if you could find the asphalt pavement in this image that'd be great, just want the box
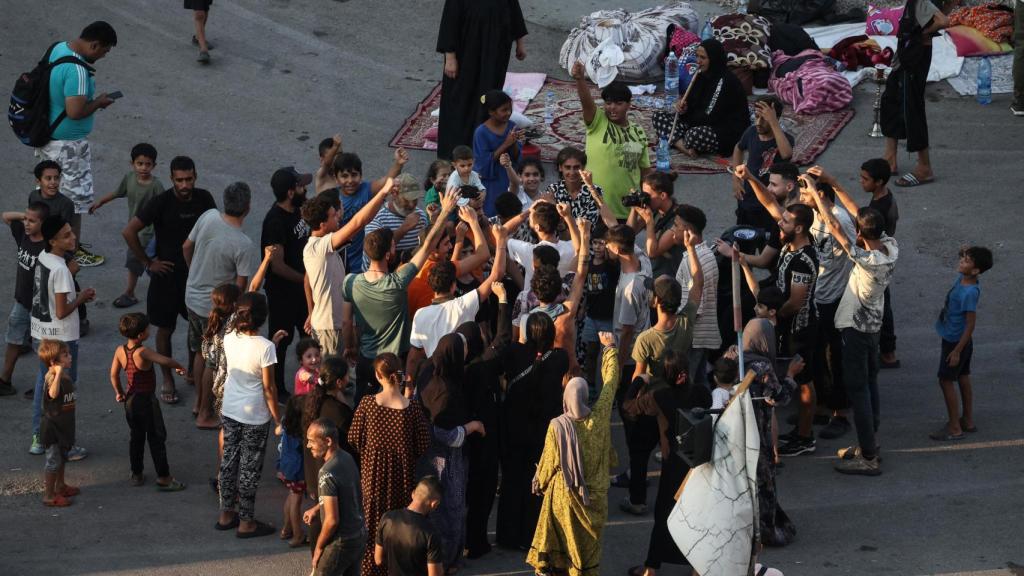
[0,1,1022,575]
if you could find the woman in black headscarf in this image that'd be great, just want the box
[415,333,485,573]
[457,283,512,558]
[652,38,751,157]
[495,311,569,550]
[742,318,801,547]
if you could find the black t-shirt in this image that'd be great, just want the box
[584,259,619,321]
[737,126,796,212]
[260,203,310,294]
[868,192,899,237]
[375,508,443,576]
[10,220,46,309]
[28,189,74,224]
[135,188,217,266]
[651,207,685,280]
[318,451,365,541]
[775,243,819,333]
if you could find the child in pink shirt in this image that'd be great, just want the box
[293,338,321,396]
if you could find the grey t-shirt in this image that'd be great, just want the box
[317,450,366,542]
[184,209,258,317]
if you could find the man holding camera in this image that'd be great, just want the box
[626,173,684,281]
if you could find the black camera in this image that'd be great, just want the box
[621,190,650,208]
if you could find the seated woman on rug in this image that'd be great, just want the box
[652,38,750,158]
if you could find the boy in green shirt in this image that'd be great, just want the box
[572,61,652,219]
[90,143,164,308]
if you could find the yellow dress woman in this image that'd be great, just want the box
[527,338,620,576]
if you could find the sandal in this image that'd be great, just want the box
[928,427,964,442]
[130,473,146,486]
[161,390,180,405]
[279,528,292,541]
[59,485,81,497]
[236,520,276,539]
[215,516,240,531]
[894,173,934,187]
[156,479,187,492]
[959,417,978,433]
[112,294,139,308]
[43,495,73,507]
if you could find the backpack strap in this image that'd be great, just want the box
[42,48,96,137]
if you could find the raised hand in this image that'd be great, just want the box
[499,152,512,168]
[394,147,409,166]
[598,331,616,348]
[492,281,507,301]
[571,60,586,80]
[440,186,460,214]
[458,205,477,223]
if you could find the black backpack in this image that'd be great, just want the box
[8,42,94,147]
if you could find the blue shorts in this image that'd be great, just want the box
[6,302,31,346]
[582,316,613,343]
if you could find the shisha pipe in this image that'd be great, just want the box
[869,64,887,138]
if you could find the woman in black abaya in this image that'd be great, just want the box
[436,0,528,159]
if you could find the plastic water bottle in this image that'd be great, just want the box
[656,137,671,173]
[976,57,992,105]
[678,59,693,93]
[701,19,714,41]
[664,52,679,111]
[544,90,555,126]
[737,0,748,14]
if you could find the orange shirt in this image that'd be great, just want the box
[406,259,438,320]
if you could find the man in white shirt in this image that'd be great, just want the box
[183,182,259,427]
[302,178,393,355]
[407,207,506,370]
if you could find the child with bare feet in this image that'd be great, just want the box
[109,313,187,490]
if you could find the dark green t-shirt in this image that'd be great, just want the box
[631,301,699,388]
[342,263,419,358]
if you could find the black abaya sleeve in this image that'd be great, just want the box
[507,0,528,40]
[437,0,464,54]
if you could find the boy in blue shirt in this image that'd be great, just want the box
[930,246,993,441]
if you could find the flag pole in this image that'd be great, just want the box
[732,249,744,374]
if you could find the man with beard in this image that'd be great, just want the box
[361,173,428,270]
[732,97,794,231]
[262,167,313,401]
[123,156,217,405]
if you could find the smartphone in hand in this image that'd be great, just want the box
[108,91,124,100]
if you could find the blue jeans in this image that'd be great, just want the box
[32,339,79,436]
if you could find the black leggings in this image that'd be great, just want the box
[125,392,169,477]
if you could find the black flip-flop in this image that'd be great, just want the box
[236,520,276,539]
[214,516,239,531]
[928,427,965,442]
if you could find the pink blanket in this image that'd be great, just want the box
[769,49,852,115]
[503,72,547,113]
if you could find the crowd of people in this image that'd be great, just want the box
[3,5,1001,576]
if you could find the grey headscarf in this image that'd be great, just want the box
[742,318,777,367]
[535,376,591,505]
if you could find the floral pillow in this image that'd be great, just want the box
[712,14,772,70]
[866,4,904,36]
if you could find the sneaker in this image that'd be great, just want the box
[198,50,211,64]
[191,36,215,49]
[778,427,801,443]
[74,245,104,267]
[619,497,648,515]
[1011,103,1024,117]
[29,434,44,455]
[23,386,34,399]
[837,445,882,463]
[610,471,630,488]
[0,378,15,396]
[653,450,663,463]
[818,416,851,440]
[778,435,816,457]
[66,445,88,461]
[834,453,881,476]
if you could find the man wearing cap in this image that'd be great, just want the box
[262,167,312,401]
[361,173,429,271]
[184,182,259,428]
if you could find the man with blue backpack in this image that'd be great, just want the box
[11,21,118,268]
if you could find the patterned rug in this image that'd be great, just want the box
[390,79,855,174]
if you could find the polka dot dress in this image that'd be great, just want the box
[347,396,432,576]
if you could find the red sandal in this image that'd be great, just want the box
[43,495,73,507]
[59,485,81,497]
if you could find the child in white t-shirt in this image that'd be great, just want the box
[711,356,739,416]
